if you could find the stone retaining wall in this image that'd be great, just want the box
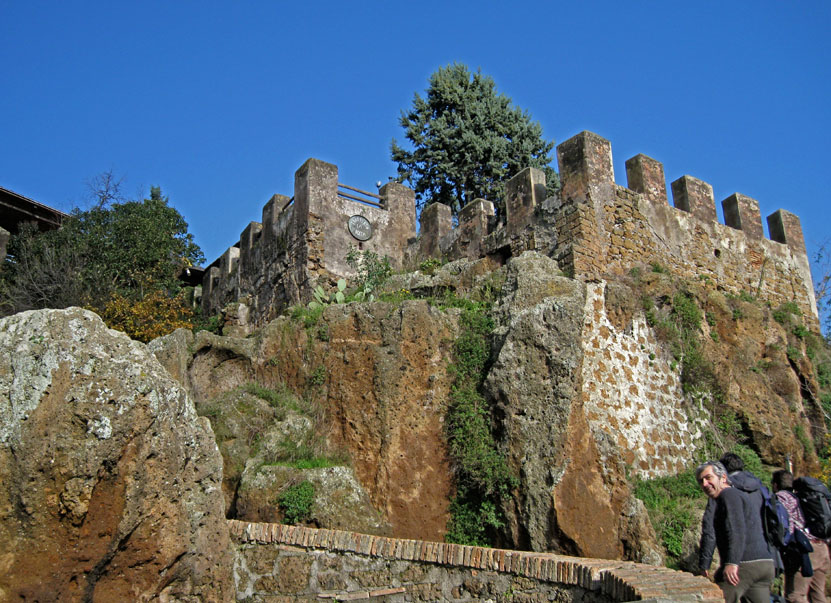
[230,520,723,602]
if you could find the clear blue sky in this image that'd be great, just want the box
[3,2,830,283]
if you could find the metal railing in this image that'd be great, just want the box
[337,183,385,209]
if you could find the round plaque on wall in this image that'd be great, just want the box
[347,215,372,241]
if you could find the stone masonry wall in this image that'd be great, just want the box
[414,131,817,332]
[230,520,723,602]
[202,159,416,326]
[201,130,816,337]
[581,282,702,479]
[550,132,818,331]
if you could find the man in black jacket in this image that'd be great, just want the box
[699,452,772,575]
[697,460,775,603]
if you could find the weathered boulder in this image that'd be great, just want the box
[0,308,233,602]
[177,297,460,542]
[237,463,389,534]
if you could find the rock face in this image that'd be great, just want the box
[152,296,460,542]
[147,251,822,567]
[237,464,389,534]
[485,252,662,562]
[0,308,232,602]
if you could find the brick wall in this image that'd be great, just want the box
[230,520,722,602]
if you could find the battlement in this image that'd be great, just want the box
[203,131,818,332]
[414,130,817,330]
[567,131,815,325]
[558,131,806,253]
[201,158,415,324]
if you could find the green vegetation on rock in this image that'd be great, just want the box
[443,297,515,546]
[278,480,315,524]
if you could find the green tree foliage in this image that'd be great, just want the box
[391,63,559,217]
[1,180,204,334]
[814,241,831,336]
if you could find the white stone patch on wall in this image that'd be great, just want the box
[87,415,112,439]
[580,282,700,479]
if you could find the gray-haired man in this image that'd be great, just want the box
[696,460,775,603]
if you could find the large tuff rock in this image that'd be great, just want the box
[152,297,460,542]
[146,251,820,564]
[487,252,662,562]
[0,308,232,602]
[312,300,459,540]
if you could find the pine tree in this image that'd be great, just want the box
[391,63,558,217]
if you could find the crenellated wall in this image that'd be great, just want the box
[201,159,416,325]
[202,130,817,334]
[414,130,817,331]
[550,131,818,331]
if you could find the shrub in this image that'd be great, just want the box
[773,301,802,324]
[346,247,392,292]
[445,487,503,546]
[633,470,705,566]
[443,299,514,545]
[794,424,815,456]
[419,258,443,275]
[308,366,326,387]
[193,312,223,335]
[278,481,315,524]
[96,289,194,343]
[671,292,702,332]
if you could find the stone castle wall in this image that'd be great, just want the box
[549,131,817,331]
[417,130,817,330]
[201,159,415,324]
[202,131,817,333]
[230,520,722,602]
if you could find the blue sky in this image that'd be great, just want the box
[2,2,830,285]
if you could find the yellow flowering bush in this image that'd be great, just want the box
[96,290,194,343]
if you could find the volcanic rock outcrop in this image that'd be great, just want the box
[0,308,232,602]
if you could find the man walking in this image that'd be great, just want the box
[699,452,771,576]
[697,460,775,603]
[772,469,829,602]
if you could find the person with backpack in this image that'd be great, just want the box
[696,460,776,603]
[772,470,830,603]
[699,452,776,576]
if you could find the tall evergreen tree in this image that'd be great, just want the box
[391,63,559,217]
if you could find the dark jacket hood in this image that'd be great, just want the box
[729,470,765,494]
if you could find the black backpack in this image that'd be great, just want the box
[793,476,831,539]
